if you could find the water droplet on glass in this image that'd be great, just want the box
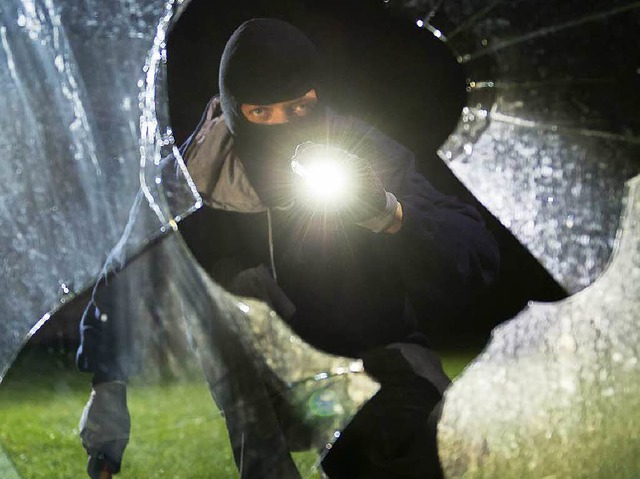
[54,55,65,72]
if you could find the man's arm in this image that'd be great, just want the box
[76,251,158,477]
[76,289,133,479]
[380,145,500,327]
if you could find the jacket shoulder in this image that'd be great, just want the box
[183,96,234,196]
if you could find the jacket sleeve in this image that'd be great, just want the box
[76,239,172,384]
[76,97,224,383]
[371,136,500,329]
[76,279,137,384]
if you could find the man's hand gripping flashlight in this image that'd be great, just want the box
[291,142,355,207]
[290,142,402,233]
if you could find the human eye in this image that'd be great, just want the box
[250,107,272,120]
[291,101,315,117]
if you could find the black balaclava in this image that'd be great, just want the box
[219,18,326,206]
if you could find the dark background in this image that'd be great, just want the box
[33,0,566,354]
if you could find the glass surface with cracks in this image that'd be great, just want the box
[388,1,640,475]
[438,175,640,478]
[389,0,640,292]
[0,0,200,379]
[0,1,379,477]
[2,0,640,476]
[0,231,379,477]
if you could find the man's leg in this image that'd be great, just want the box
[189,309,301,479]
[321,344,450,479]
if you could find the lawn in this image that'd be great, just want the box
[0,346,478,478]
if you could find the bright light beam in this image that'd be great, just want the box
[292,155,352,206]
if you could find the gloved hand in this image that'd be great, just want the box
[79,381,130,478]
[291,142,399,232]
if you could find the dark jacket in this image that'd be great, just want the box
[77,97,499,378]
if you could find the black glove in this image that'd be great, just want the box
[291,142,398,232]
[79,381,130,478]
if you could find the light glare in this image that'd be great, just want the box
[306,159,349,201]
[292,156,351,205]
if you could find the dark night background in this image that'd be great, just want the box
[32,0,567,354]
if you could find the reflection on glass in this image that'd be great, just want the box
[439,175,640,478]
[0,2,380,477]
[2,0,639,477]
[395,0,640,292]
[0,0,198,380]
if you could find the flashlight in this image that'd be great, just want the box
[291,143,354,207]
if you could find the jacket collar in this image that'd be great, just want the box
[184,97,268,213]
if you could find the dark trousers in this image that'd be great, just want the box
[322,345,449,479]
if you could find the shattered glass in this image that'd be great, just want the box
[438,175,640,478]
[3,0,640,477]
[390,0,640,292]
[86,233,379,477]
[0,0,200,378]
[0,0,379,477]
[0,228,379,477]
[383,1,640,475]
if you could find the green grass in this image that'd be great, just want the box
[0,347,478,478]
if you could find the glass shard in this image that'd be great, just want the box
[439,175,640,477]
[0,0,199,380]
[390,0,640,292]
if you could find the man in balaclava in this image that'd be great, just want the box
[218,17,326,207]
[186,18,496,479]
[76,17,500,479]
